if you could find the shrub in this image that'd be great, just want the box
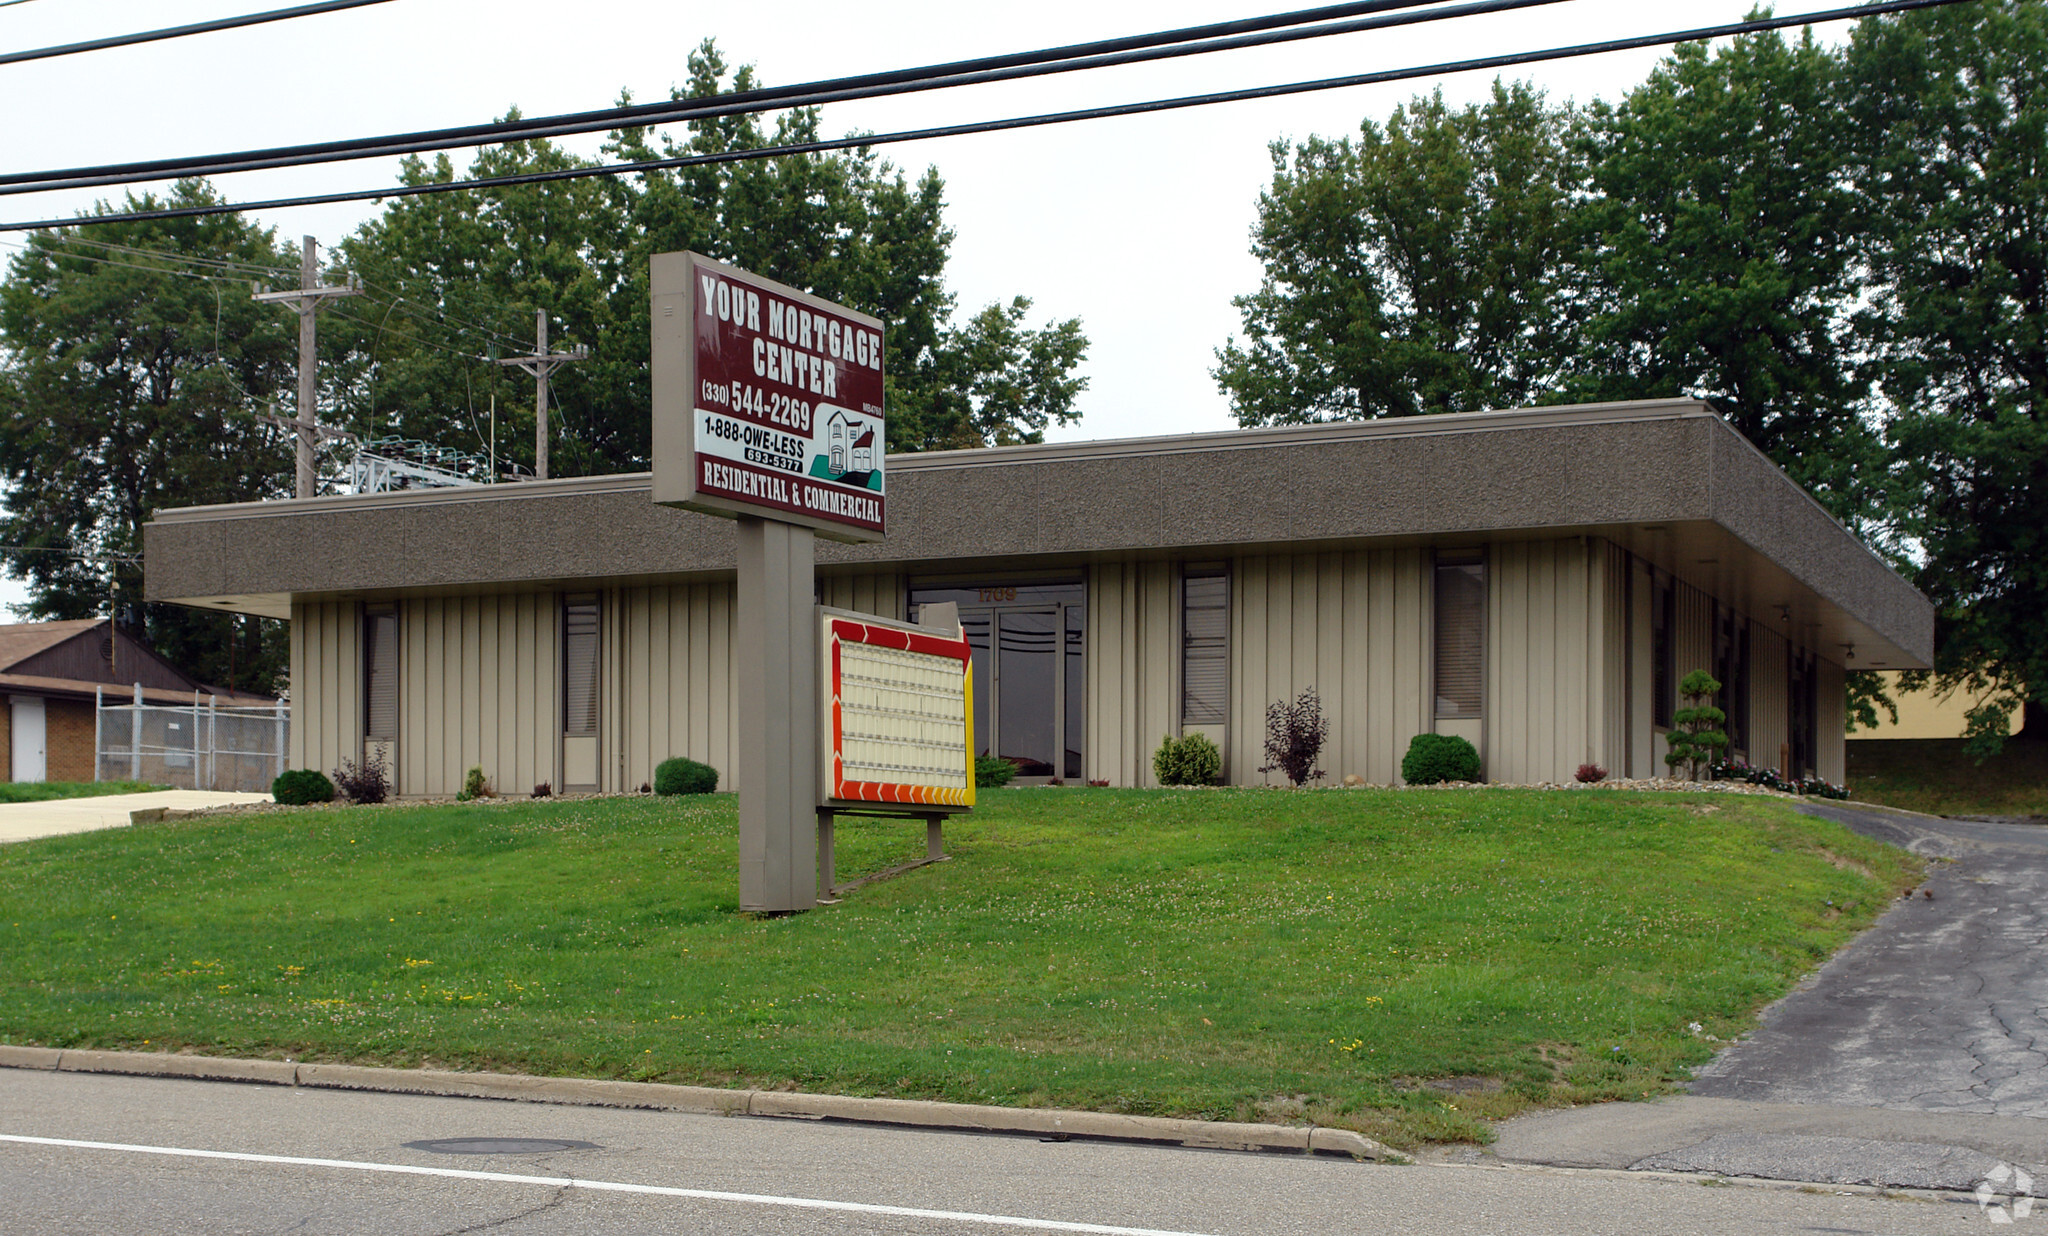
[1798,775,1851,800]
[1258,687,1328,786]
[1402,733,1482,785]
[457,766,489,801]
[1664,670,1729,780]
[270,768,335,806]
[1575,763,1608,784]
[1712,756,1793,793]
[331,750,390,804]
[974,754,1017,788]
[654,757,720,796]
[1152,733,1223,786]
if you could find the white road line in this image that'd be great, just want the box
[0,1132,1216,1236]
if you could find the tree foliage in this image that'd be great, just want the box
[1216,82,1581,423]
[1840,0,2048,752]
[1570,27,1878,523]
[332,42,1088,473]
[0,44,1086,691]
[0,182,293,692]
[1219,9,2048,749]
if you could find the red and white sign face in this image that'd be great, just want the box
[656,253,887,538]
[822,613,974,808]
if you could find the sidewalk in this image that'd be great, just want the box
[0,790,271,844]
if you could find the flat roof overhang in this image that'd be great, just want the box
[145,400,1934,671]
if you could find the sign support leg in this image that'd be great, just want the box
[926,815,944,862]
[735,515,817,912]
[817,810,836,900]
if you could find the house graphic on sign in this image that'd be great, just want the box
[825,408,874,478]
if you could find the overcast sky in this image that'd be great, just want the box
[0,0,1860,617]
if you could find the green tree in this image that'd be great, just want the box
[606,42,1088,454]
[333,122,641,476]
[334,43,1089,470]
[1215,81,1583,424]
[1664,670,1728,780]
[1840,0,2048,751]
[1570,24,1877,525]
[0,182,293,692]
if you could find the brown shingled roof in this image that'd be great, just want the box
[0,618,102,672]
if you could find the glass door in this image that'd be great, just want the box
[910,580,1085,784]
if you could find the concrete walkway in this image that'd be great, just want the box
[0,790,271,844]
[1485,801,2048,1194]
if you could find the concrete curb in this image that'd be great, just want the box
[0,1046,1388,1159]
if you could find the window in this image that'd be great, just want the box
[1434,554,1485,719]
[1181,565,1228,726]
[364,605,398,742]
[563,596,600,737]
[1651,575,1675,728]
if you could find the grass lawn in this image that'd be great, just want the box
[1847,738,2048,819]
[0,780,167,804]
[0,787,1917,1147]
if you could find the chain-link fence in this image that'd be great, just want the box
[96,689,288,793]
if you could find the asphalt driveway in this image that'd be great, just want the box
[1491,801,2048,1192]
[1690,803,2048,1117]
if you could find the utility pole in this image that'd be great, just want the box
[496,309,587,481]
[254,237,359,498]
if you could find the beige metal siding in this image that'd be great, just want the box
[1748,623,1790,772]
[819,573,904,622]
[616,581,737,794]
[1488,539,1612,784]
[1816,656,1847,784]
[394,593,558,798]
[1224,549,1430,786]
[1087,560,1175,787]
[1625,557,1656,778]
[288,600,361,776]
[1601,541,1631,776]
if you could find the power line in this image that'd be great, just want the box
[0,0,1981,235]
[0,0,397,68]
[0,0,1555,195]
[7,233,529,355]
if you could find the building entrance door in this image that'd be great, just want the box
[10,696,45,783]
[910,580,1084,783]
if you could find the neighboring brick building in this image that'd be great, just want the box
[0,618,272,783]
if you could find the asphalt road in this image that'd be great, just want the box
[0,1069,2009,1235]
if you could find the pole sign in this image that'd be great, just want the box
[820,608,974,809]
[651,252,886,542]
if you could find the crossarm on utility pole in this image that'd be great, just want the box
[251,236,358,497]
[495,308,587,481]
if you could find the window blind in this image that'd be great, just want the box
[364,608,398,741]
[1434,559,1485,719]
[563,597,599,736]
[1181,570,1228,725]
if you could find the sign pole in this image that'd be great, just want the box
[652,250,891,916]
[734,516,818,912]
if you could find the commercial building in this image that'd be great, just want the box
[0,618,271,783]
[143,399,1931,795]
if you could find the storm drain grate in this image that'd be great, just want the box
[405,1138,600,1155]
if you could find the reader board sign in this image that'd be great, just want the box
[650,251,886,542]
[820,608,974,809]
